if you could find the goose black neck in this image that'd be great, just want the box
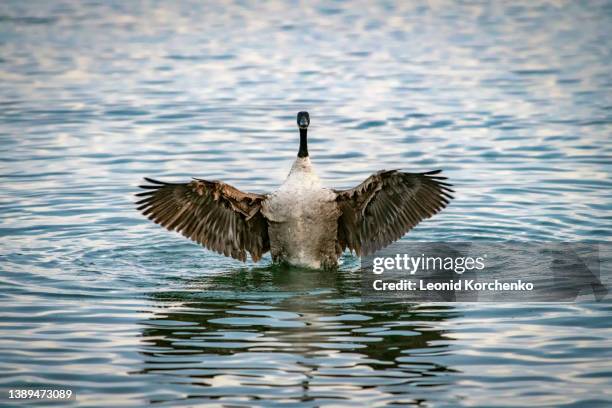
[298,128,308,158]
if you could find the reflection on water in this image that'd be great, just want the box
[1,0,611,406]
[140,267,457,406]
[136,267,612,407]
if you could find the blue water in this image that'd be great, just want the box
[1,1,611,407]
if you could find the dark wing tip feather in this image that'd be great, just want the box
[143,177,166,185]
[135,191,157,198]
[136,177,167,197]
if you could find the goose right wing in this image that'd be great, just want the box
[334,170,454,256]
[136,178,270,262]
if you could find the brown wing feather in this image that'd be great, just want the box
[135,177,269,262]
[334,170,454,256]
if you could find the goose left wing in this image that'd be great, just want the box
[136,178,269,262]
[334,170,454,256]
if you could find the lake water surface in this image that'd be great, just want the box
[1,1,611,407]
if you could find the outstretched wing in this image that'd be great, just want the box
[136,178,270,262]
[334,170,454,256]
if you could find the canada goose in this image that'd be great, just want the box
[136,111,453,269]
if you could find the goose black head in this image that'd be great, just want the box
[297,111,310,129]
[297,111,309,158]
